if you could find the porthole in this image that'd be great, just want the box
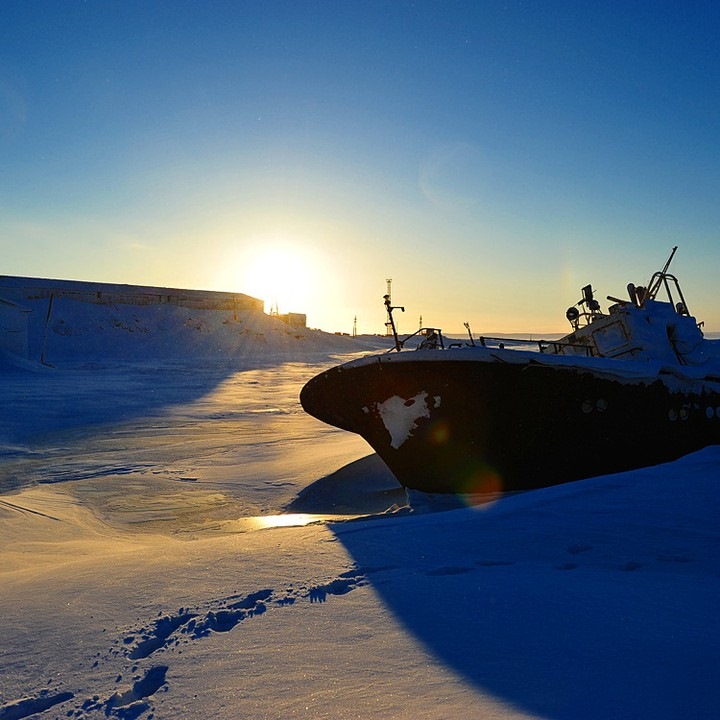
[581,399,608,414]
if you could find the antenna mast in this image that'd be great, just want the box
[385,278,393,336]
[383,291,405,351]
[646,246,678,302]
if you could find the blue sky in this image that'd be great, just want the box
[2,1,720,333]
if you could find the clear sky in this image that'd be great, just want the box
[2,1,720,334]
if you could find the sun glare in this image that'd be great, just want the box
[233,240,320,316]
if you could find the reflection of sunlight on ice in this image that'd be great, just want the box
[250,513,324,529]
[225,513,362,533]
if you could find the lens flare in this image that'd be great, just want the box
[458,463,504,507]
[428,419,451,445]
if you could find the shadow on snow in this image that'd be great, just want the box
[322,452,720,720]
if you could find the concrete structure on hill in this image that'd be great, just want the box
[0,276,264,313]
[0,296,31,358]
[0,275,270,360]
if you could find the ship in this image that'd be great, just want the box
[300,248,720,494]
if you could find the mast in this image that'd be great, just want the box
[646,246,678,302]
[383,292,405,351]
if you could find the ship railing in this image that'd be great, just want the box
[542,340,596,356]
[390,330,595,356]
[388,327,446,352]
[475,335,596,356]
[644,271,691,316]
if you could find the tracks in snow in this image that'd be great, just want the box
[0,567,373,719]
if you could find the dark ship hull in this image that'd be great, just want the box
[300,348,720,494]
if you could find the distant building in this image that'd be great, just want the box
[0,275,264,313]
[276,312,307,328]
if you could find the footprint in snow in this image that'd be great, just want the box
[125,572,369,657]
[104,665,168,717]
[128,589,273,659]
[72,665,168,718]
[0,690,74,720]
[308,575,366,603]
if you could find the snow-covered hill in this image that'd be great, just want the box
[0,276,391,368]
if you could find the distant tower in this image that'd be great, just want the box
[385,278,393,336]
[353,315,357,338]
[419,314,423,329]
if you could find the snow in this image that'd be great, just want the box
[1,293,719,719]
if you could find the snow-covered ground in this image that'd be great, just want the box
[1,297,719,719]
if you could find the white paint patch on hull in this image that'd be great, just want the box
[375,391,439,449]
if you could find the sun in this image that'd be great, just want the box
[236,240,320,315]
[211,233,336,326]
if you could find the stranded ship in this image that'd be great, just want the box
[300,248,720,494]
